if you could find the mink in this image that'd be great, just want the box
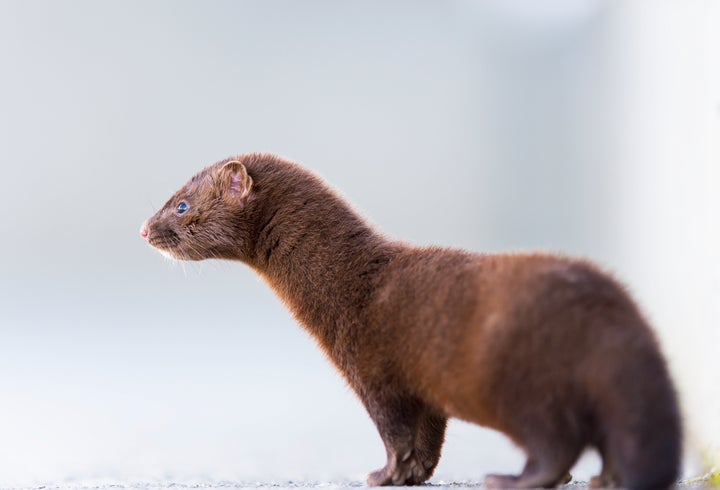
[141,153,681,489]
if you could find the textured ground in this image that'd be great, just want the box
[0,480,714,490]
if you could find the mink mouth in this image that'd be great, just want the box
[147,228,182,254]
[146,228,206,261]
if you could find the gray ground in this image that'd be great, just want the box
[0,481,714,490]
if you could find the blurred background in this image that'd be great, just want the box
[0,0,718,487]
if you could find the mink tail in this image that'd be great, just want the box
[595,337,682,490]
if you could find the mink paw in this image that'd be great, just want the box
[367,449,430,486]
[484,473,520,489]
[484,472,573,489]
[589,473,618,488]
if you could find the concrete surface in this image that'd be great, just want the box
[0,480,714,490]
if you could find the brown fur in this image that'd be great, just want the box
[141,153,681,489]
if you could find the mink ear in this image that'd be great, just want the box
[220,160,253,203]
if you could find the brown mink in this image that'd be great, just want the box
[141,153,681,490]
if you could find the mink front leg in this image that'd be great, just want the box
[363,393,447,486]
[413,406,447,478]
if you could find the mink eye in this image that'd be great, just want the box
[176,202,189,215]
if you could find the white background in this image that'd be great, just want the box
[0,0,718,486]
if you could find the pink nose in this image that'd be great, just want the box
[140,221,149,239]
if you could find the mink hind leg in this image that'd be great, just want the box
[589,440,619,488]
[484,431,583,489]
[589,462,619,489]
[364,394,448,486]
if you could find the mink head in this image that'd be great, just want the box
[141,160,255,261]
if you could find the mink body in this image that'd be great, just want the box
[141,154,681,490]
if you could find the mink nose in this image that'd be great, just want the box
[140,220,149,240]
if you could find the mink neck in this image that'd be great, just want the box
[245,165,399,356]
